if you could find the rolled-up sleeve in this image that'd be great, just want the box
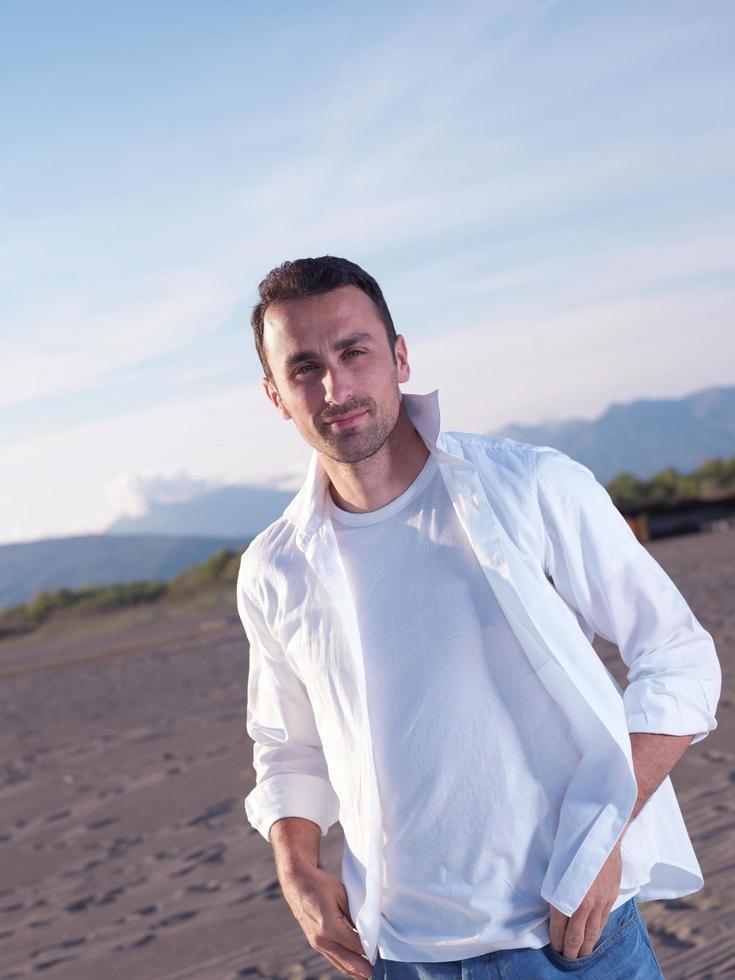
[534,446,721,745]
[237,553,341,842]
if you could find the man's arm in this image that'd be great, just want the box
[237,556,373,979]
[534,446,722,957]
[534,446,722,746]
[619,731,694,841]
[547,730,695,959]
[270,816,321,871]
[236,554,340,842]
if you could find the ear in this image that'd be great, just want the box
[262,377,293,421]
[394,335,411,384]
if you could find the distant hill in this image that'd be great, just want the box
[107,484,296,538]
[0,533,250,611]
[105,385,735,539]
[4,384,733,612]
[492,384,735,483]
[1,483,298,613]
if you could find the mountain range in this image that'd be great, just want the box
[2,383,732,611]
[0,533,249,611]
[492,383,735,484]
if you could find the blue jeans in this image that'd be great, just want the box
[372,896,665,979]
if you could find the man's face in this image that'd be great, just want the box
[261,284,410,464]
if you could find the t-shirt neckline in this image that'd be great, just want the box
[329,452,439,526]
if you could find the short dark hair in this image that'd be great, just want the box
[250,255,398,382]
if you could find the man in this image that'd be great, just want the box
[237,256,721,980]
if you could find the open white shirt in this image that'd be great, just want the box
[237,388,721,967]
[330,450,649,961]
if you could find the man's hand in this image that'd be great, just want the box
[281,863,373,979]
[547,731,696,959]
[548,842,623,959]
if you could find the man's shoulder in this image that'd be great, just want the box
[237,514,299,595]
[443,431,607,529]
[442,428,540,478]
[446,429,594,484]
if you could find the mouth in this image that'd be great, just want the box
[326,410,368,430]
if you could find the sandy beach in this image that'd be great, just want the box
[0,528,732,979]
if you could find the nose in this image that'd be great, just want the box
[322,360,354,408]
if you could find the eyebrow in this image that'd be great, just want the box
[284,331,375,372]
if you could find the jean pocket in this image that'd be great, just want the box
[543,898,639,972]
[369,951,384,980]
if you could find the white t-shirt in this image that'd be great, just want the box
[329,451,642,962]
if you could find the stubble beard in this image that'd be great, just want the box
[316,397,399,465]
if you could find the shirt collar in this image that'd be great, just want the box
[283,388,475,541]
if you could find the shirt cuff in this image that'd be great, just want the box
[624,677,720,745]
[245,771,341,842]
[540,796,634,916]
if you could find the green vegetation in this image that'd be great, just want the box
[0,545,248,641]
[607,455,735,509]
[167,547,242,598]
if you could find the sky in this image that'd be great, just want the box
[2,0,734,545]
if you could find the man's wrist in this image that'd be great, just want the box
[270,815,322,881]
[278,852,321,878]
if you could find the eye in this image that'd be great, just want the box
[293,349,364,378]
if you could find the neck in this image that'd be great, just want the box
[323,403,431,514]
